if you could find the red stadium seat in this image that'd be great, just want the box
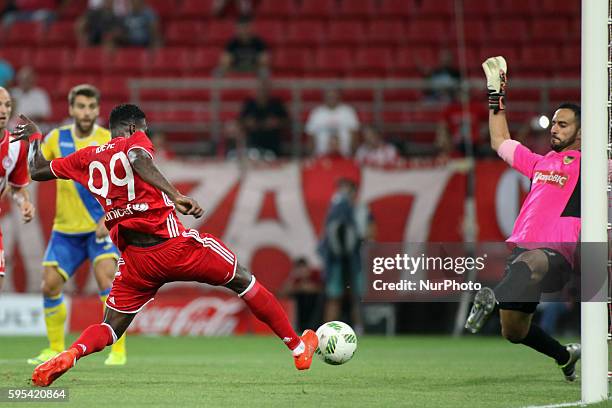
[561,45,580,70]
[406,20,447,44]
[489,19,529,44]
[495,0,536,17]
[5,22,44,46]
[147,0,178,19]
[72,48,112,74]
[272,48,312,74]
[394,47,436,76]
[549,88,580,105]
[530,19,568,42]
[205,21,236,46]
[379,0,416,17]
[191,48,222,74]
[56,75,99,99]
[177,0,213,18]
[0,48,28,70]
[257,0,297,18]
[538,0,580,17]
[383,89,422,102]
[32,48,71,74]
[297,0,338,18]
[108,49,150,75]
[149,48,190,75]
[44,21,78,47]
[286,21,325,46]
[521,46,557,69]
[58,0,86,19]
[311,48,353,75]
[478,46,519,65]
[418,0,454,16]
[338,0,377,18]
[166,21,205,46]
[326,21,366,45]
[252,20,284,46]
[463,0,497,16]
[366,19,405,45]
[462,20,488,45]
[353,47,393,75]
[99,76,130,101]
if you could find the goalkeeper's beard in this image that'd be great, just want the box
[550,131,578,152]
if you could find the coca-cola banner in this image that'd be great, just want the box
[1,157,527,295]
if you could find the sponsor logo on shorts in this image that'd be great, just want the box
[532,170,568,187]
[104,203,149,221]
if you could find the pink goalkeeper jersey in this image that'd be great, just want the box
[497,139,580,264]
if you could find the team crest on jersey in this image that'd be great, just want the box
[2,156,13,170]
[533,170,568,187]
[563,156,575,165]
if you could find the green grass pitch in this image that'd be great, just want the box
[0,335,595,407]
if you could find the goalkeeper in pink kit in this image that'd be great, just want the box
[11,104,318,387]
[465,57,581,381]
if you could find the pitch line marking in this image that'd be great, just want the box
[521,401,586,408]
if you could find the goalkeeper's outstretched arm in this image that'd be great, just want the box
[482,56,511,152]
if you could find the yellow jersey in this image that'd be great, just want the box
[42,125,112,234]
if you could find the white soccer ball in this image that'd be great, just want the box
[315,321,357,365]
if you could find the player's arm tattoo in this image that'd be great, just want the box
[28,138,55,181]
[128,149,181,200]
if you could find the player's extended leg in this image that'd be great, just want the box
[32,308,135,387]
[27,266,67,365]
[93,257,127,366]
[224,263,318,370]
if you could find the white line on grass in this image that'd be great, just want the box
[522,402,584,408]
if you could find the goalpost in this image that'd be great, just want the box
[581,0,609,403]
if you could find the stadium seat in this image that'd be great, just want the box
[521,46,558,69]
[478,46,519,65]
[383,89,422,102]
[0,48,28,70]
[406,20,448,44]
[549,88,580,104]
[378,0,416,17]
[394,47,436,76]
[353,47,394,76]
[463,0,497,16]
[32,48,71,74]
[530,19,568,42]
[72,48,111,74]
[561,45,580,70]
[418,0,454,16]
[149,48,190,76]
[272,48,312,75]
[337,0,377,18]
[257,0,297,18]
[56,75,99,99]
[311,48,354,76]
[252,20,284,46]
[99,76,130,101]
[147,0,178,19]
[326,21,366,46]
[108,48,150,75]
[166,21,205,46]
[177,0,213,19]
[538,0,580,17]
[489,19,529,44]
[366,19,405,45]
[4,22,44,46]
[191,48,222,74]
[286,21,325,46]
[495,0,536,17]
[462,20,488,45]
[297,0,338,17]
[44,21,78,47]
[205,21,236,46]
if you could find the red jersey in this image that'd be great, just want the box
[0,129,29,193]
[50,131,184,251]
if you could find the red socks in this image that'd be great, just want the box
[241,278,301,351]
[70,323,115,359]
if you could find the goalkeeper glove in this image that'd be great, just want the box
[482,56,507,113]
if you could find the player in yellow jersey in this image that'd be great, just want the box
[28,85,127,366]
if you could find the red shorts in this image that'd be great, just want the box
[105,230,237,313]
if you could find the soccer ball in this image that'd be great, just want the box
[315,321,357,365]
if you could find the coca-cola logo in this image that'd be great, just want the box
[129,296,244,336]
[533,170,568,187]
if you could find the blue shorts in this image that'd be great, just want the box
[42,231,119,281]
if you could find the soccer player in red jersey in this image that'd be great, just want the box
[0,87,36,291]
[12,105,317,387]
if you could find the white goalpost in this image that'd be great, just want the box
[581,0,609,403]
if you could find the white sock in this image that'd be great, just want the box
[292,340,305,356]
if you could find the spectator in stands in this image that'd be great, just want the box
[11,66,51,122]
[319,179,374,335]
[87,0,129,15]
[279,257,322,332]
[121,0,160,48]
[216,16,269,77]
[2,0,66,27]
[0,59,15,87]
[436,88,488,158]
[424,50,461,103]
[212,0,254,18]
[239,79,288,158]
[306,88,360,157]
[355,125,400,167]
[76,0,124,49]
